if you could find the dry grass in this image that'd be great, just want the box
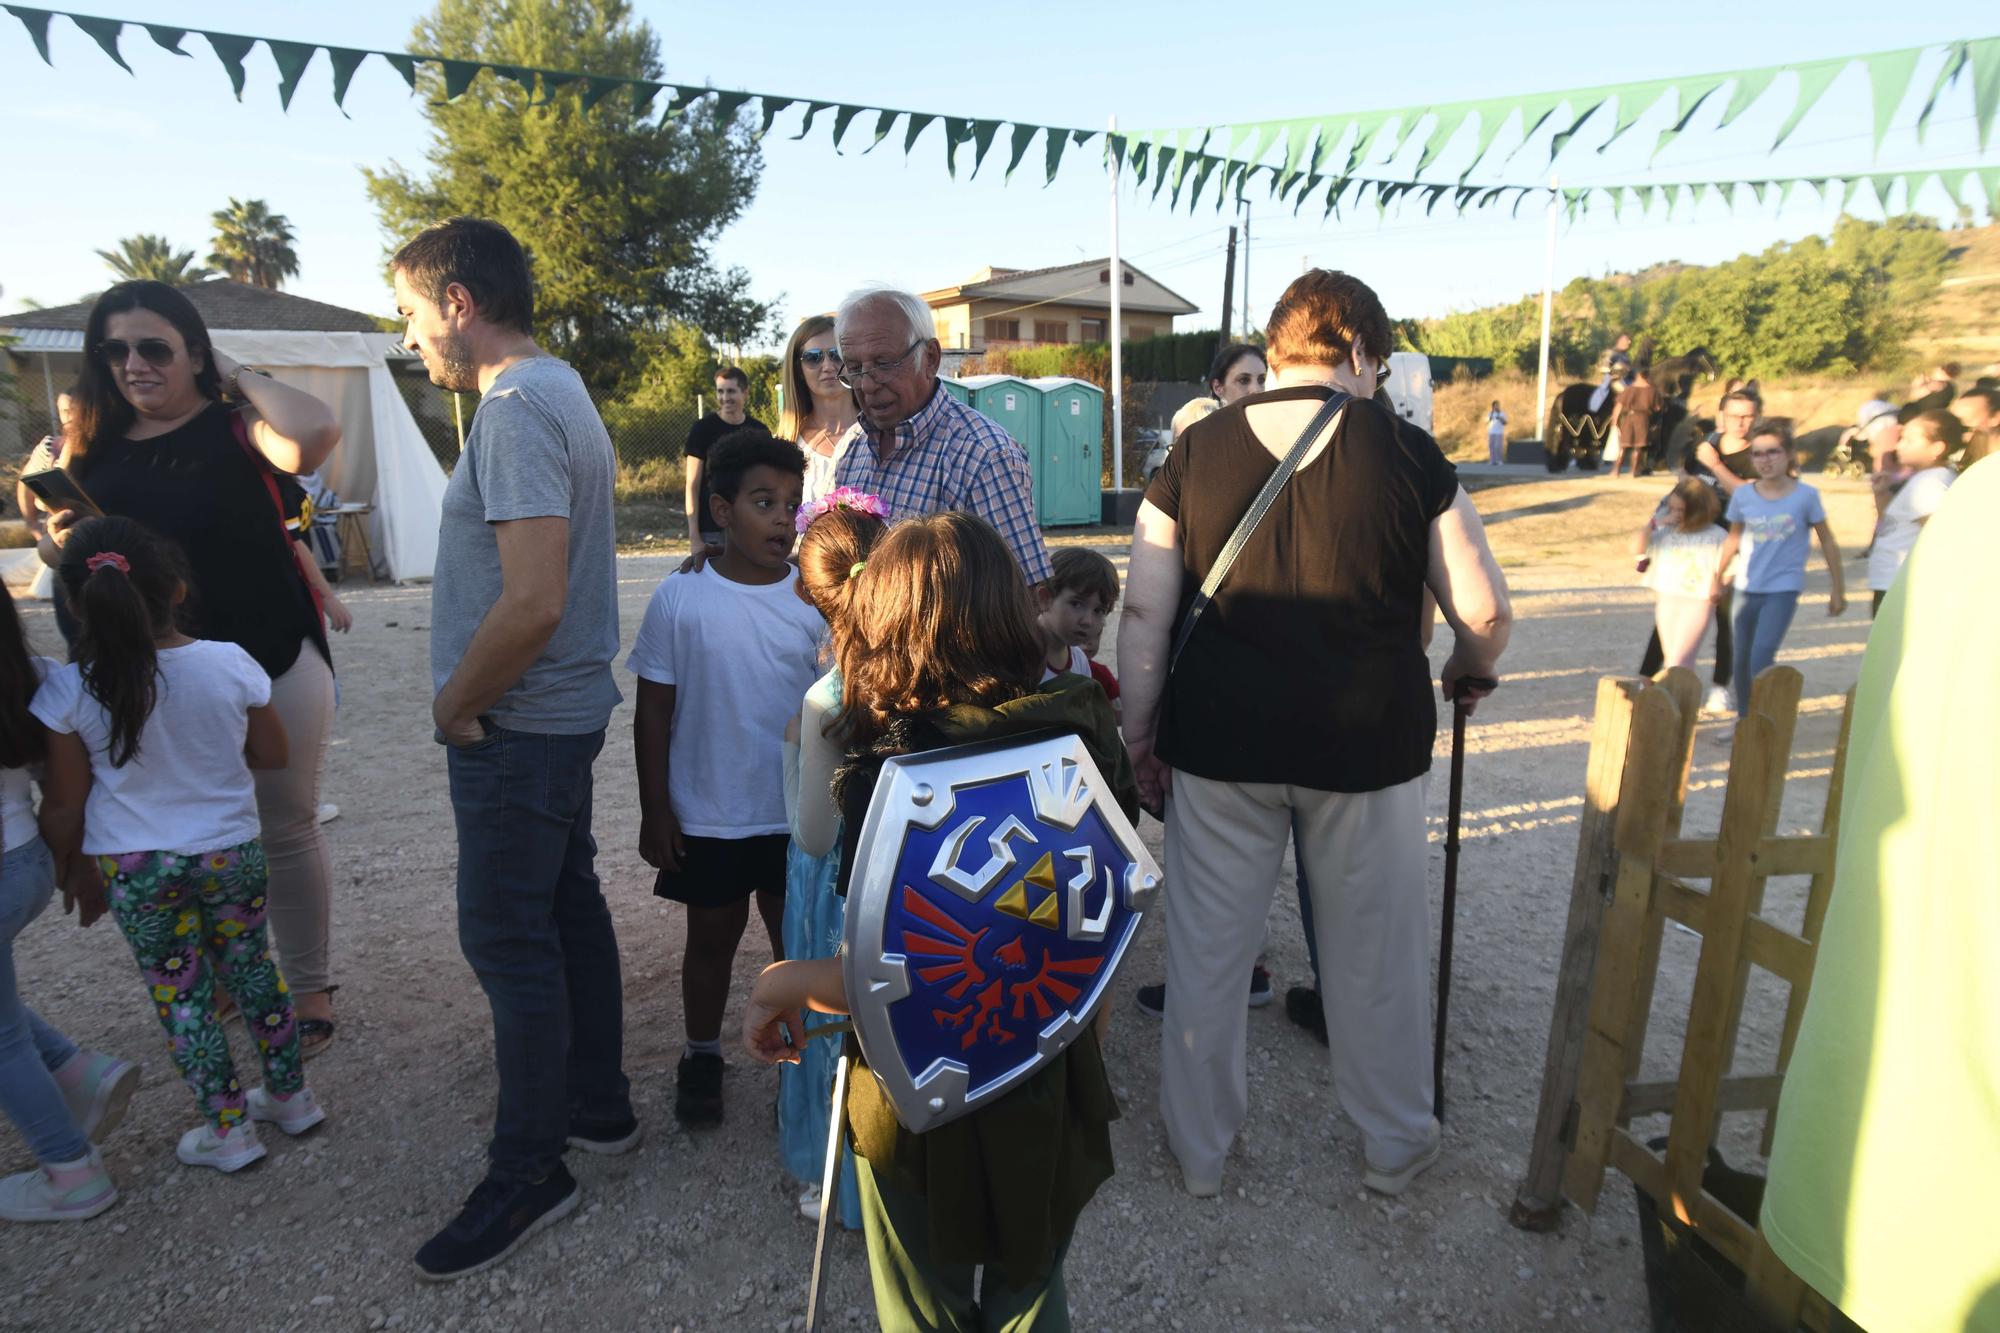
[1919,224,2000,370]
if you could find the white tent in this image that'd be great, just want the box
[210,329,447,583]
[4,328,445,595]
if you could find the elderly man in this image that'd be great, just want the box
[832,287,1052,584]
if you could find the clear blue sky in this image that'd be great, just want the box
[1,2,1990,343]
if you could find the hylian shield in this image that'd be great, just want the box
[843,732,1160,1134]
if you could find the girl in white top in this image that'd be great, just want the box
[1486,401,1508,466]
[1867,410,1960,613]
[1633,478,1728,670]
[0,588,141,1223]
[33,517,326,1176]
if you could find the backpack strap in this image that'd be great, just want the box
[1167,389,1349,675]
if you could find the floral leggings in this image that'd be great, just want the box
[101,839,303,1129]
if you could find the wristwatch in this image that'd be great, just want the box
[225,364,271,399]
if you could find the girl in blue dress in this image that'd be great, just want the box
[777,488,886,1225]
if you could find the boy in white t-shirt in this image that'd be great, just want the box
[627,433,825,1127]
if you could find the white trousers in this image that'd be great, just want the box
[1159,769,1435,1185]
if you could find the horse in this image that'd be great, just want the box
[1543,345,1718,473]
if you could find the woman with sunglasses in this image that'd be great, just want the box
[39,280,345,1059]
[776,314,858,506]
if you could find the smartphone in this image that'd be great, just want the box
[20,466,103,518]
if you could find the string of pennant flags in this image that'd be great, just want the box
[7,4,1997,222]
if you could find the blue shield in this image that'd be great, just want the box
[843,733,1160,1133]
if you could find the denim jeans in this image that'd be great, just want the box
[446,726,631,1184]
[1732,591,1801,717]
[0,835,90,1164]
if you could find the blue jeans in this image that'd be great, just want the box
[0,835,89,1164]
[1732,591,1801,717]
[446,726,631,1184]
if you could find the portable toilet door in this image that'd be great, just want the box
[1028,377,1103,527]
[958,374,1041,499]
[939,376,972,406]
[1383,353,1434,436]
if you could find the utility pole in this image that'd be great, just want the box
[1109,114,1124,491]
[1239,198,1253,338]
[1218,225,1237,363]
[1534,173,1559,447]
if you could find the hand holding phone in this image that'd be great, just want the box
[20,466,103,519]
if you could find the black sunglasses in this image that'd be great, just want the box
[95,338,177,367]
[799,348,844,368]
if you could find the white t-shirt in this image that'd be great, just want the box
[1040,645,1090,682]
[0,656,56,852]
[1642,525,1727,600]
[30,640,270,856]
[1868,466,1954,591]
[1487,409,1508,439]
[625,565,827,838]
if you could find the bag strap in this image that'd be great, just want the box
[1168,389,1348,675]
[230,408,327,621]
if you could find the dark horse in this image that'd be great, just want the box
[1543,345,1717,473]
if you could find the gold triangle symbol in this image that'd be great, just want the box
[1025,851,1057,891]
[996,880,1030,920]
[1029,889,1060,930]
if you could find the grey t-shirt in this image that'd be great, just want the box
[431,356,621,734]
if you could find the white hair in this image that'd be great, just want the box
[834,286,936,348]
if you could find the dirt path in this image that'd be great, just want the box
[1,473,1879,1332]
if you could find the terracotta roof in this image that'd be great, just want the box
[2,280,387,335]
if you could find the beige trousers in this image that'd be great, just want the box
[253,641,336,995]
[1159,769,1435,1187]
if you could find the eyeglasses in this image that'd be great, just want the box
[95,338,176,367]
[838,338,926,389]
[1749,448,1788,459]
[799,348,844,368]
[1374,359,1393,388]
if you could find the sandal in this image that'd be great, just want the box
[298,1018,337,1060]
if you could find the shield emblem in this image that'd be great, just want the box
[843,732,1161,1133]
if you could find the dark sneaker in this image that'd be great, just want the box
[566,1111,641,1156]
[1285,985,1329,1046]
[1248,965,1274,1008]
[1133,983,1166,1018]
[415,1166,579,1282]
[673,1052,724,1126]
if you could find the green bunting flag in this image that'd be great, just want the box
[4,5,1996,224]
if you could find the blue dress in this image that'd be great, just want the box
[777,671,861,1229]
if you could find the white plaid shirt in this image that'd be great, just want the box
[833,384,1053,585]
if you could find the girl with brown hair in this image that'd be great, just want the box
[1633,478,1727,670]
[744,511,1134,1330]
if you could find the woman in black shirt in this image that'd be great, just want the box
[1117,270,1511,1202]
[42,281,345,1054]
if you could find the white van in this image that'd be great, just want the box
[1382,352,1433,436]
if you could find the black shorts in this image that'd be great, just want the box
[652,833,789,908]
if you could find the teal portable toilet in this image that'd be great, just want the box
[939,376,972,406]
[958,373,1041,500]
[1027,377,1103,527]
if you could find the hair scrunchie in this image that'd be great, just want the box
[848,561,867,579]
[84,551,131,576]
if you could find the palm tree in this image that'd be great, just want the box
[95,235,212,285]
[208,198,300,290]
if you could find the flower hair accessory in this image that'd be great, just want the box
[84,551,131,576]
[796,486,888,533]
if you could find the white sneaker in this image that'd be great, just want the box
[56,1051,141,1144]
[1363,1119,1442,1197]
[798,1183,822,1222]
[247,1086,326,1137]
[1702,685,1733,715]
[316,802,341,825]
[0,1149,117,1221]
[177,1122,266,1173]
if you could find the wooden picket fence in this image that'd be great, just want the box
[1507,665,1855,1329]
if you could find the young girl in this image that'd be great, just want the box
[1633,479,1726,671]
[0,587,139,1222]
[1486,400,1508,466]
[776,489,886,1227]
[34,517,326,1174]
[1714,423,1847,716]
[745,511,1134,1329]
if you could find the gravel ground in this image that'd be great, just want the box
[1,473,1879,1332]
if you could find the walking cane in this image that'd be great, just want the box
[1434,676,1496,1123]
[805,1022,854,1333]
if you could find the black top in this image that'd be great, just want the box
[1146,387,1458,793]
[682,412,770,537]
[79,402,328,678]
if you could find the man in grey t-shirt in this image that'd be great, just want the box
[393,217,635,1282]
